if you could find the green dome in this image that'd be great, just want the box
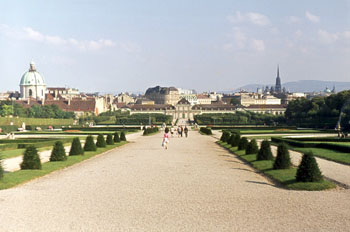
[20,62,46,86]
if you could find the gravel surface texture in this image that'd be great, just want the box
[0,131,349,231]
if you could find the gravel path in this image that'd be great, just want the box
[0,131,349,231]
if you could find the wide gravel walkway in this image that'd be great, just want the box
[0,131,349,231]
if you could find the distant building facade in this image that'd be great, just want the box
[20,62,46,100]
[144,86,180,105]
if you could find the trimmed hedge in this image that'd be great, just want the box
[246,139,259,155]
[50,141,67,161]
[143,127,159,135]
[0,158,3,180]
[20,146,42,170]
[200,127,212,135]
[273,143,291,169]
[220,131,231,143]
[257,140,273,161]
[69,138,84,156]
[96,134,107,148]
[84,135,97,151]
[271,137,350,153]
[120,131,127,141]
[106,134,114,145]
[296,152,323,182]
[113,132,120,143]
[238,137,249,150]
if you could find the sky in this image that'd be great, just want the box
[0,0,349,93]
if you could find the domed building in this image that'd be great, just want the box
[20,62,46,100]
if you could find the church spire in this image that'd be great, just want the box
[277,65,279,78]
[275,65,282,93]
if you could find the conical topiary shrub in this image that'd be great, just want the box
[228,135,235,146]
[220,131,230,143]
[69,137,84,156]
[0,158,4,180]
[106,134,114,145]
[113,132,120,143]
[50,141,67,161]
[238,137,249,150]
[120,131,126,141]
[231,134,241,147]
[96,134,107,148]
[257,140,273,161]
[20,145,42,170]
[245,139,259,155]
[296,152,323,182]
[84,135,97,151]
[273,143,291,169]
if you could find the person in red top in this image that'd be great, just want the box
[162,127,170,149]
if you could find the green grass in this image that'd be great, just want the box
[0,117,73,127]
[217,141,336,191]
[0,141,127,190]
[292,147,350,165]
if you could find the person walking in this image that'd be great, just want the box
[177,126,181,138]
[170,127,174,137]
[180,126,184,137]
[184,126,188,138]
[162,127,170,149]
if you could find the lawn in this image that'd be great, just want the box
[217,141,336,191]
[292,147,350,165]
[0,141,127,190]
[0,117,74,127]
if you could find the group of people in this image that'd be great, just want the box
[162,125,189,150]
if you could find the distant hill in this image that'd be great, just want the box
[229,80,350,93]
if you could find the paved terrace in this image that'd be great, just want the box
[0,131,349,231]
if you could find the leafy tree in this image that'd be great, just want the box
[245,139,259,155]
[238,137,249,150]
[113,132,120,143]
[296,152,323,182]
[230,98,240,106]
[257,140,273,161]
[120,131,127,141]
[96,134,107,148]
[20,146,42,170]
[69,137,84,156]
[84,135,97,151]
[50,141,67,161]
[106,134,114,145]
[273,143,291,169]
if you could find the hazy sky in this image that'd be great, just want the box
[0,0,349,93]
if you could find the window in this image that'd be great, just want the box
[29,89,33,97]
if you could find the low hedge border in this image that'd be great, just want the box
[216,141,336,191]
[199,127,212,135]
[143,127,159,136]
[0,141,128,190]
[271,137,350,153]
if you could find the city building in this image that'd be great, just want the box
[144,86,180,105]
[20,62,46,100]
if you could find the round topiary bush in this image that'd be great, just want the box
[120,131,127,141]
[273,143,291,169]
[113,132,120,143]
[50,141,67,161]
[96,134,107,148]
[238,137,249,150]
[231,134,241,147]
[257,140,273,161]
[296,152,323,182]
[20,145,42,170]
[106,134,114,145]
[84,135,97,151]
[245,139,259,155]
[69,137,84,156]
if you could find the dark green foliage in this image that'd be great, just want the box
[115,113,172,125]
[84,135,97,151]
[238,137,249,150]
[296,152,323,182]
[227,135,235,145]
[273,143,291,169]
[0,158,3,180]
[50,141,67,161]
[120,131,127,141]
[106,134,114,145]
[20,145,42,170]
[200,127,212,135]
[113,132,120,143]
[257,140,274,161]
[220,131,231,142]
[96,134,107,148]
[245,139,259,155]
[231,134,241,147]
[69,137,84,156]
[143,127,159,135]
